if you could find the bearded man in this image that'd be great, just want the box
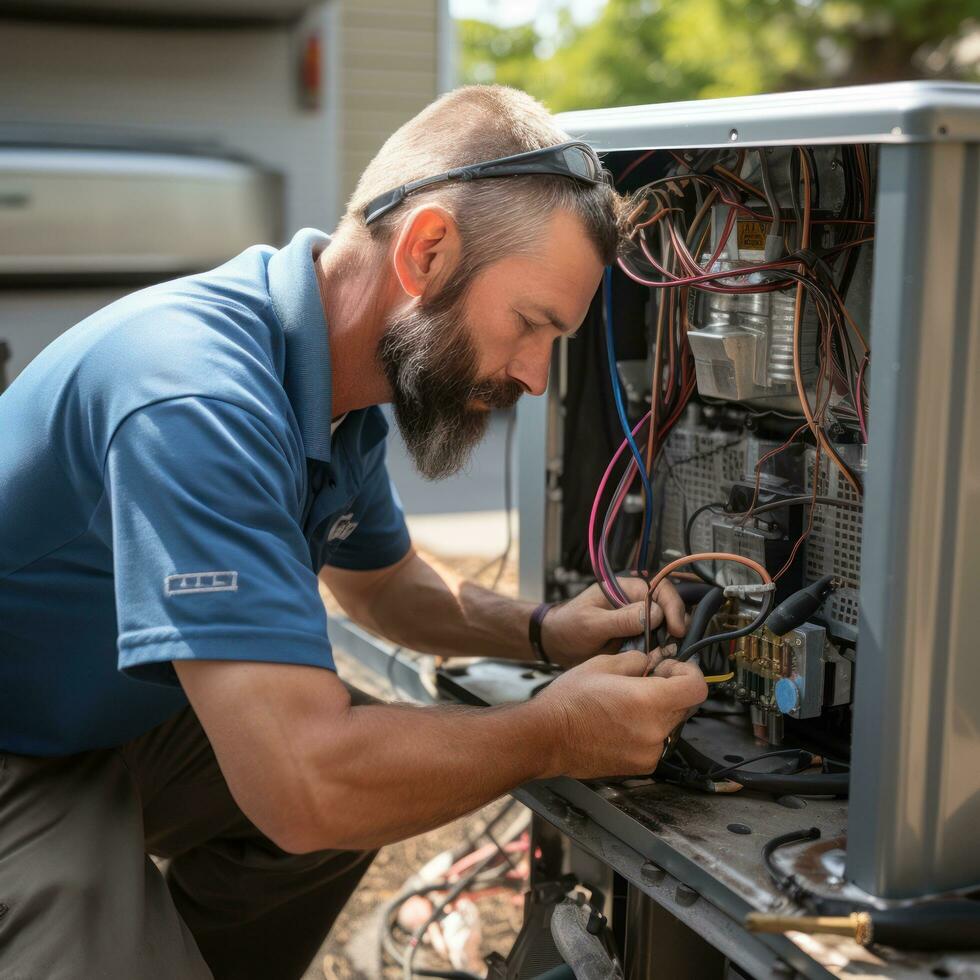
[0,86,705,979]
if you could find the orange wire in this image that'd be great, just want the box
[643,553,772,673]
[712,163,765,201]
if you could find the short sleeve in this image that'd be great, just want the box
[323,442,412,571]
[105,396,334,685]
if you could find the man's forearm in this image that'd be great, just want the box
[298,696,559,850]
[335,552,536,662]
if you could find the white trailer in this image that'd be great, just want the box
[0,0,451,381]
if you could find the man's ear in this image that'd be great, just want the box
[391,205,462,300]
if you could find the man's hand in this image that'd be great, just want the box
[536,649,707,779]
[541,576,687,667]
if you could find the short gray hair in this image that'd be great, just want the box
[341,85,628,280]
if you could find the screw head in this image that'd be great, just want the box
[729,128,739,142]
[675,883,699,907]
[641,861,666,884]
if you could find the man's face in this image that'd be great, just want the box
[378,209,604,480]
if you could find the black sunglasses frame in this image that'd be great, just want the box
[362,140,611,226]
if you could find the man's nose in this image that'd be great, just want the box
[507,345,551,397]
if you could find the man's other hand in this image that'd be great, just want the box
[541,576,687,666]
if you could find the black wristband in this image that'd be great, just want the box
[529,601,557,665]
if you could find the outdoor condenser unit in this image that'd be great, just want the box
[515,80,980,909]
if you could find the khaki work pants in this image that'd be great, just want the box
[0,706,375,980]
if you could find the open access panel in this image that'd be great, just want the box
[458,81,980,977]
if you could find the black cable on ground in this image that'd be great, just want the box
[381,803,527,979]
[402,836,513,980]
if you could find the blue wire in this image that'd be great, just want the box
[603,266,653,573]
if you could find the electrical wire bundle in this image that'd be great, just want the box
[588,145,875,668]
[619,146,872,497]
[382,802,530,980]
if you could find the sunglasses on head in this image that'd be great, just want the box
[362,140,612,226]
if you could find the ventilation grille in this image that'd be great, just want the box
[658,416,864,643]
[659,422,747,559]
[804,445,866,639]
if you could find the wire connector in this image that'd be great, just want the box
[723,582,776,600]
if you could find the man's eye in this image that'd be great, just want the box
[518,314,538,334]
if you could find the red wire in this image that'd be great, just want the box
[617,149,656,185]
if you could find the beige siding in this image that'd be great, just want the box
[337,0,441,205]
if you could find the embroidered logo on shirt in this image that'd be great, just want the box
[327,513,359,542]
[164,571,239,596]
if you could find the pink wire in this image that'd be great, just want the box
[589,410,652,608]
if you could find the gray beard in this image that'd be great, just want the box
[378,288,523,480]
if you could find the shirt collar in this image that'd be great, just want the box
[267,227,334,462]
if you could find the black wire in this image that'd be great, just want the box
[677,586,725,658]
[381,882,495,978]
[675,590,774,664]
[738,494,861,518]
[743,407,805,422]
[683,493,861,590]
[708,749,818,778]
[836,145,870,305]
[683,501,727,584]
[731,768,849,796]
[403,843,507,979]
[381,801,523,977]
[482,823,519,875]
[661,434,747,496]
[763,826,821,891]
[762,827,856,915]
[660,744,849,796]
[789,152,803,250]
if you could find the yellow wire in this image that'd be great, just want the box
[704,671,735,684]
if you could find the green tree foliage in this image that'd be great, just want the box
[457,0,979,110]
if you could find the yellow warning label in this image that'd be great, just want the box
[737,219,767,251]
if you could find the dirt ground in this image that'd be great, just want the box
[306,553,523,980]
[308,799,525,979]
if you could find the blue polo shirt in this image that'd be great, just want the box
[0,228,412,756]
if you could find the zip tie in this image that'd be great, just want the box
[723,582,776,600]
